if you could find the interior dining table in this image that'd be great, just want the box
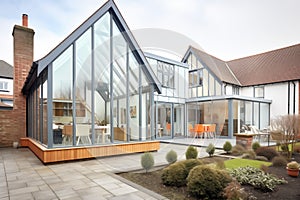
[94,125,109,143]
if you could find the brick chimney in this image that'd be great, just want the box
[11,14,34,142]
[22,14,28,27]
[0,14,34,147]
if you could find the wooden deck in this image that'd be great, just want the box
[20,138,160,163]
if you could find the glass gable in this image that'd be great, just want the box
[27,9,157,148]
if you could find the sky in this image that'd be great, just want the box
[1,0,300,65]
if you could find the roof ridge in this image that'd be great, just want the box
[228,43,300,62]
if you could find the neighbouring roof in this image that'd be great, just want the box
[227,43,300,86]
[0,60,13,79]
[186,44,300,87]
[186,47,241,85]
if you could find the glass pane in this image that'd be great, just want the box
[253,102,259,127]
[255,87,264,98]
[157,103,172,137]
[174,104,184,137]
[75,28,92,145]
[260,103,269,129]
[209,74,215,96]
[216,81,221,95]
[94,12,111,144]
[245,101,253,125]
[53,45,73,145]
[42,79,48,146]
[203,69,208,96]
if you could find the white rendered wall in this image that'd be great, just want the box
[264,83,288,118]
[240,87,253,97]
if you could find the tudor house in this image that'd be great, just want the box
[0,0,299,162]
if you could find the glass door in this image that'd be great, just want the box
[156,103,172,138]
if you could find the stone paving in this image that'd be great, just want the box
[0,142,223,200]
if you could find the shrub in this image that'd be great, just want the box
[272,156,287,167]
[241,150,256,160]
[141,152,154,173]
[161,162,188,187]
[187,165,232,199]
[231,144,246,156]
[252,141,260,151]
[165,150,177,164]
[223,141,232,154]
[255,155,269,162]
[229,166,287,192]
[256,147,279,161]
[185,146,198,159]
[223,181,250,200]
[206,143,215,157]
[177,159,203,173]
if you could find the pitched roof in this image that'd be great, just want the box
[30,0,161,94]
[0,60,13,79]
[187,47,241,85]
[227,43,300,86]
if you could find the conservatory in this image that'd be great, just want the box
[23,1,161,149]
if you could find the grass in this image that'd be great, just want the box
[225,158,272,169]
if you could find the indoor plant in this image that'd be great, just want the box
[286,161,300,177]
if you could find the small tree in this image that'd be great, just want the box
[186,146,198,159]
[252,141,260,152]
[223,141,232,154]
[166,149,177,164]
[141,152,154,173]
[270,115,300,159]
[206,143,215,157]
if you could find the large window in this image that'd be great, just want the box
[157,61,174,88]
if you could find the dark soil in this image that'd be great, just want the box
[118,154,300,200]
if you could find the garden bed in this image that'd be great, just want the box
[118,155,300,200]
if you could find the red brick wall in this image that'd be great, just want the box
[0,25,34,147]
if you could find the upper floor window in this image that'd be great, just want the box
[157,61,174,88]
[254,86,264,98]
[0,81,8,91]
[232,86,240,95]
[189,69,202,87]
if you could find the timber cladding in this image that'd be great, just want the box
[20,138,160,163]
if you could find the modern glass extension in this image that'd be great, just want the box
[25,1,272,149]
[26,8,160,148]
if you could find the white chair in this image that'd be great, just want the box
[76,124,91,145]
[104,124,110,142]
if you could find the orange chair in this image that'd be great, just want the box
[194,124,205,138]
[166,123,171,135]
[188,124,194,137]
[207,124,216,138]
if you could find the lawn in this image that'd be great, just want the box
[224,158,272,169]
